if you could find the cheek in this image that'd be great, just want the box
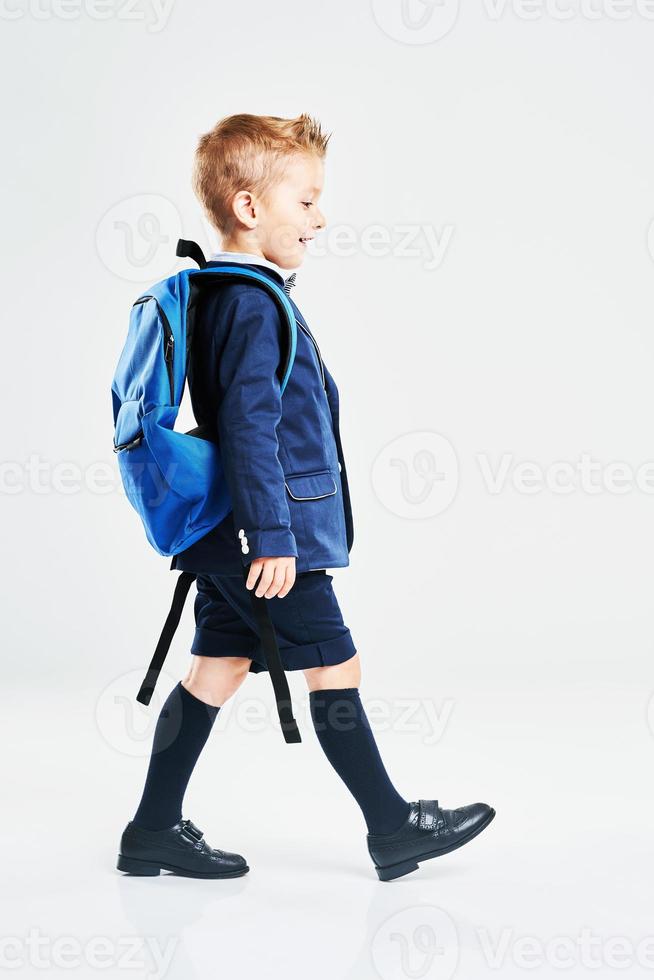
[269,225,303,254]
[270,204,300,234]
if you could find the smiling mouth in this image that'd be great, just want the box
[299,237,313,245]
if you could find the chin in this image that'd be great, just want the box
[275,252,305,271]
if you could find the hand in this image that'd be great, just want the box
[245,556,296,599]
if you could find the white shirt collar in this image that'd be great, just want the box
[209,250,296,281]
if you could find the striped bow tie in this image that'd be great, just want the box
[283,273,297,296]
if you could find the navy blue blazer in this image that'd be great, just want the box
[171,261,354,576]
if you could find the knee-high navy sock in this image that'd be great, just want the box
[132,681,220,831]
[309,687,411,835]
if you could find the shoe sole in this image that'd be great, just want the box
[374,807,496,882]
[116,854,249,878]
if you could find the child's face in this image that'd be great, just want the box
[256,152,326,270]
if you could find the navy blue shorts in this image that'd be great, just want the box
[191,570,357,674]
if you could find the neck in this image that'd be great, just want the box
[220,236,264,257]
[211,245,296,279]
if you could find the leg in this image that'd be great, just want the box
[304,651,362,691]
[183,654,252,706]
[304,657,412,835]
[131,656,250,830]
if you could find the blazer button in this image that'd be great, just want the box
[238,528,245,539]
[241,535,248,546]
[242,544,250,555]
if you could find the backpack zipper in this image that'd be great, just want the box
[164,333,175,402]
[133,296,175,403]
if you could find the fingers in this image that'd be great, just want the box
[245,558,296,598]
[253,561,275,598]
[275,562,296,599]
[262,563,287,599]
[246,559,265,592]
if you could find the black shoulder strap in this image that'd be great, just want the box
[135,570,197,706]
[242,564,301,743]
[135,564,302,744]
[176,238,207,269]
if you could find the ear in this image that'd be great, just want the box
[231,190,258,230]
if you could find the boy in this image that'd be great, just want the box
[117,113,495,882]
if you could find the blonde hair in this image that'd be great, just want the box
[192,112,331,234]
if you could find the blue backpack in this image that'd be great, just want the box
[111,240,302,743]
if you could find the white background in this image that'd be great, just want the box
[3,0,653,977]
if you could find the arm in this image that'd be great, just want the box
[215,286,298,591]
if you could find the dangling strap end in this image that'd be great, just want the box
[176,238,207,269]
[282,723,302,744]
[135,571,197,707]
[136,673,157,706]
[277,700,302,743]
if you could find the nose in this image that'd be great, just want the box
[314,206,327,231]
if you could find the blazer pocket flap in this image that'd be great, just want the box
[285,469,337,501]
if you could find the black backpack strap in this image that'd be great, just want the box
[135,571,197,706]
[176,239,207,269]
[242,564,302,744]
[135,563,301,744]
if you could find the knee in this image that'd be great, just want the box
[304,652,361,692]
[183,656,250,707]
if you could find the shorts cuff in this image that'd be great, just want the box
[191,627,257,658]
[190,626,357,673]
[279,630,357,671]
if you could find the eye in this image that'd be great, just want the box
[302,201,313,208]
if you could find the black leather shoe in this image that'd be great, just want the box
[117,818,249,878]
[367,799,495,881]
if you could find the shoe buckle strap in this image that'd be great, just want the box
[418,799,444,832]
[180,819,204,844]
